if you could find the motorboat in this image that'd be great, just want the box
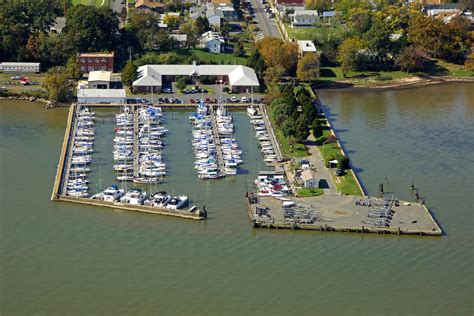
[166,196,188,210]
[145,191,171,207]
[120,189,146,205]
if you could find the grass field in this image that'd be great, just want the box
[286,22,347,42]
[70,0,110,7]
[297,187,324,197]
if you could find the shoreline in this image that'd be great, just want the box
[314,76,474,92]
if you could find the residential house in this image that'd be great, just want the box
[297,40,316,58]
[290,10,319,27]
[200,31,225,53]
[427,8,460,17]
[78,52,114,75]
[322,10,336,20]
[206,3,237,27]
[275,0,304,14]
[190,6,204,19]
[170,34,188,48]
[301,169,320,189]
[135,0,164,13]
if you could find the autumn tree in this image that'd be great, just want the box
[337,37,366,76]
[465,52,474,71]
[163,15,181,30]
[395,46,426,72]
[257,38,298,75]
[305,0,332,11]
[296,52,321,81]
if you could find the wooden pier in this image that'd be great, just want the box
[132,105,139,178]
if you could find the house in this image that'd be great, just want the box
[200,31,225,53]
[190,6,204,19]
[132,63,260,93]
[77,88,126,104]
[87,71,112,89]
[275,0,304,13]
[301,169,320,189]
[322,10,335,19]
[0,62,40,73]
[50,17,66,33]
[205,3,237,26]
[289,10,319,27]
[210,0,232,5]
[170,34,188,48]
[426,8,460,18]
[78,52,114,75]
[297,40,316,58]
[206,4,223,27]
[135,0,164,12]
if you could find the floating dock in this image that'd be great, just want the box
[246,194,442,236]
[259,104,284,162]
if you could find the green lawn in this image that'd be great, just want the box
[286,22,347,42]
[314,117,363,196]
[70,0,110,7]
[318,59,473,84]
[297,187,324,197]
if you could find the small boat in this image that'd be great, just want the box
[145,191,171,207]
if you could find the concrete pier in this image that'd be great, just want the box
[51,103,77,200]
[246,195,442,236]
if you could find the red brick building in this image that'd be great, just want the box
[78,52,114,75]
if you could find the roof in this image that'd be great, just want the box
[77,89,126,98]
[297,40,316,53]
[135,0,164,9]
[276,0,304,5]
[88,70,111,82]
[322,10,335,17]
[291,10,318,17]
[1,62,40,67]
[50,17,66,32]
[79,52,114,58]
[170,34,188,42]
[133,64,259,87]
[201,31,225,44]
[301,169,317,182]
[210,0,232,4]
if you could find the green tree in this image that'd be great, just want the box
[311,119,322,138]
[294,115,310,142]
[121,61,137,86]
[43,68,71,102]
[195,17,210,35]
[63,5,119,53]
[180,21,199,48]
[176,76,189,90]
[163,15,181,30]
[337,37,366,76]
[296,52,321,81]
[66,55,80,79]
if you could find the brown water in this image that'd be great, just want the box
[0,83,473,315]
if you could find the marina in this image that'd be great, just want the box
[51,103,205,220]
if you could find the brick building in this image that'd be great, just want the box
[78,52,114,75]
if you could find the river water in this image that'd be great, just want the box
[0,83,473,315]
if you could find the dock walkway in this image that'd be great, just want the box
[260,104,283,162]
[209,105,226,176]
[133,106,139,178]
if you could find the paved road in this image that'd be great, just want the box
[250,0,281,39]
[109,0,124,13]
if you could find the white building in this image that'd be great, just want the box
[301,169,320,189]
[297,40,317,58]
[170,34,188,48]
[77,89,126,104]
[426,8,460,17]
[289,10,319,27]
[200,31,225,53]
[87,70,112,89]
[0,62,40,73]
[133,64,260,93]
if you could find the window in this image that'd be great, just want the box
[80,66,86,71]
[88,58,92,62]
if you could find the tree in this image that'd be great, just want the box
[258,38,298,74]
[311,119,322,138]
[180,22,199,47]
[395,46,426,72]
[163,15,181,30]
[305,0,332,11]
[337,37,366,76]
[296,52,321,81]
[264,66,285,91]
[294,115,310,142]
[63,5,119,53]
[363,17,394,65]
[195,17,210,35]
[176,76,189,90]
[66,55,80,79]
[465,52,474,71]
[43,68,72,102]
[348,7,372,34]
[121,61,137,86]
[282,120,296,138]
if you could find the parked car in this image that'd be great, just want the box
[10,75,22,80]
[241,96,247,103]
[231,96,238,103]
[161,88,172,93]
[335,169,345,177]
